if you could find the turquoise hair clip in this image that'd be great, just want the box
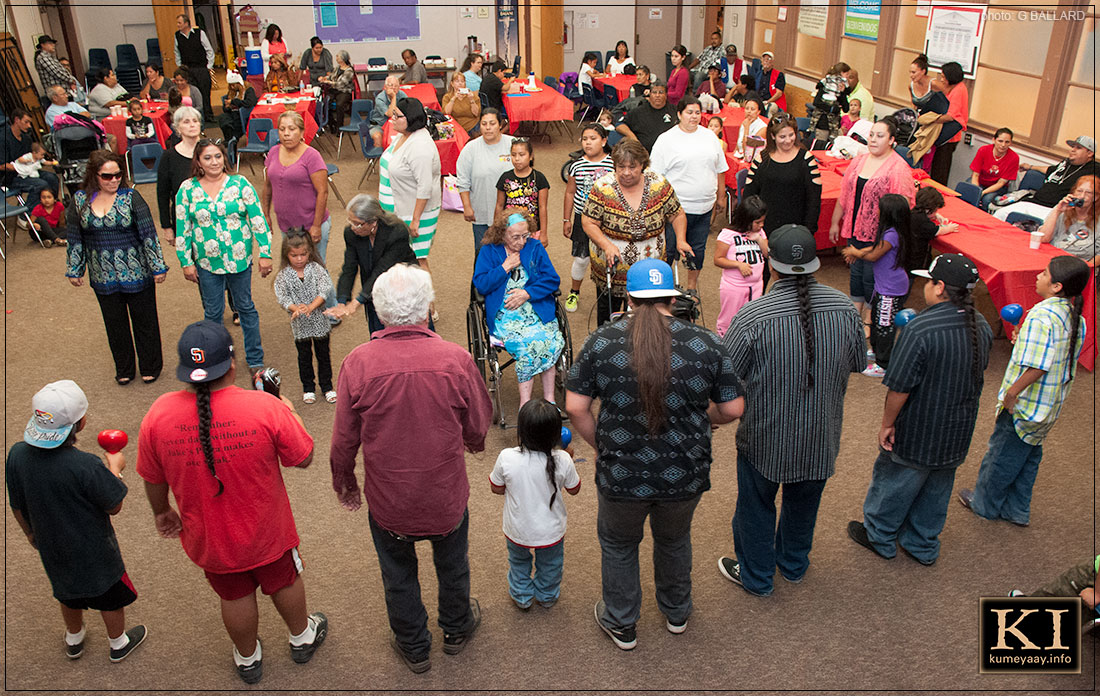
[507,213,527,227]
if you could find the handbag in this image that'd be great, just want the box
[442,175,464,212]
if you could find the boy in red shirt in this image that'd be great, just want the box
[138,321,327,684]
[969,127,1020,210]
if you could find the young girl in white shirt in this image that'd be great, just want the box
[490,398,580,610]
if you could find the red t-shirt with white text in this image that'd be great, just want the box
[969,144,1020,189]
[136,386,314,573]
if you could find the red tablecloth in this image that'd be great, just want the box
[931,195,1096,370]
[814,156,1096,369]
[248,92,318,144]
[592,74,636,102]
[398,83,440,110]
[102,101,172,155]
[718,104,746,145]
[503,88,574,134]
[381,117,470,176]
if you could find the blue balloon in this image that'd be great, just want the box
[1000,303,1024,325]
[895,308,917,327]
[560,426,572,447]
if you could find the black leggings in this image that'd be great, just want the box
[869,292,907,369]
[32,217,61,241]
[95,286,163,381]
[295,335,333,392]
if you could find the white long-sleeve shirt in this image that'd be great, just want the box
[173,28,214,70]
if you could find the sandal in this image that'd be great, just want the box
[325,390,337,403]
[232,313,241,326]
[303,392,317,404]
[142,375,158,384]
[54,238,67,246]
[115,377,132,385]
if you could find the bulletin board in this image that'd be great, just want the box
[312,0,420,43]
[923,3,985,77]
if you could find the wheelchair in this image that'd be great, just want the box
[466,289,574,428]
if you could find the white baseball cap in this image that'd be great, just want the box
[24,380,88,449]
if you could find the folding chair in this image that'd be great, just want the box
[1019,169,1045,192]
[337,99,371,159]
[326,163,346,207]
[236,117,274,174]
[954,181,981,207]
[1,187,45,247]
[356,120,385,186]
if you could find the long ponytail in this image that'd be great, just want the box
[794,275,816,390]
[944,284,982,384]
[1048,256,1091,374]
[195,383,223,496]
[629,298,671,435]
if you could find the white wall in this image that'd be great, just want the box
[724,6,748,54]
[563,0,634,68]
[247,1,496,67]
[70,0,157,64]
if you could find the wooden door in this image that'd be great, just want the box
[537,3,563,80]
[0,33,47,135]
[152,0,189,76]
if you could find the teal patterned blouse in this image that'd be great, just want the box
[66,188,168,294]
[175,174,272,275]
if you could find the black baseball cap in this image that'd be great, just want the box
[176,320,234,383]
[912,253,979,289]
[768,224,820,275]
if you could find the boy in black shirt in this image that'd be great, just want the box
[6,380,147,662]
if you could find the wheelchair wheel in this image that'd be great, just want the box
[466,302,487,382]
[553,298,575,406]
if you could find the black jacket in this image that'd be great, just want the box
[336,220,417,305]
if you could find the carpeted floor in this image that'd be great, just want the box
[1,118,1095,695]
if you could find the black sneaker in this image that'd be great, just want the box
[717,556,771,597]
[109,625,147,663]
[443,598,481,655]
[957,488,975,511]
[665,616,687,634]
[390,632,430,673]
[847,521,894,560]
[594,600,636,650]
[236,642,264,685]
[65,638,84,660]
[290,612,328,664]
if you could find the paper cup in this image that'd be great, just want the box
[1029,231,1042,249]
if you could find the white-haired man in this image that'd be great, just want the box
[329,264,492,674]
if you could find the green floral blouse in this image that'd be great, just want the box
[175,174,272,274]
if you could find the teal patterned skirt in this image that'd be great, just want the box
[493,268,564,382]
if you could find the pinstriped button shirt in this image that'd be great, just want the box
[723,277,864,483]
[883,302,993,467]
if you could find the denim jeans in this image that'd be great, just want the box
[979,191,1001,211]
[732,454,827,595]
[970,410,1043,525]
[847,238,876,304]
[196,266,264,368]
[862,450,957,563]
[664,210,713,270]
[9,171,59,209]
[506,539,564,605]
[596,491,700,629]
[367,510,476,661]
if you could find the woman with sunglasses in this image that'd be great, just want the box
[66,149,168,385]
[176,139,273,375]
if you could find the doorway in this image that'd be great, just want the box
[634,2,681,78]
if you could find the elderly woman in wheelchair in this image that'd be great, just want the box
[472,207,565,410]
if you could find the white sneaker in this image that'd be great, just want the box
[862,364,886,378]
[865,348,875,361]
[16,217,28,230]
[303,392,317,404]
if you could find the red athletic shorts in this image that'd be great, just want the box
[204,548,302,601]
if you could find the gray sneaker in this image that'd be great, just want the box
[390,632,431,673]
[235,641,263,685]
[290,612,328,664]
[109,625,147,663]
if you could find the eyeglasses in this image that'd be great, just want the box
[97,171,123,180]
[512,137,529,144]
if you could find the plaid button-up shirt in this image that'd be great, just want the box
[999,296,1086,445]
[35,50,76,89]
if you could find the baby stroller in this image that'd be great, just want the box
[50,122,107,201]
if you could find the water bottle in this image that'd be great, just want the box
[299,78,305,94]
[528,71,536,89]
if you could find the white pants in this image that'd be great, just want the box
[993,201,1053,222]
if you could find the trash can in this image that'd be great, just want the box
[245,48,263,76]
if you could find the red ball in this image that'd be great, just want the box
[97,429,128,454]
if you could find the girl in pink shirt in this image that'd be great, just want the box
[714,195,769,337]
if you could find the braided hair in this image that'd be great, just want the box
[1047,256,1091,371]
[195,382,224,496]
[794,275,816,390]
[517,398,563,509]
[944,284,983,384]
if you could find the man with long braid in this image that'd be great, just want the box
[847,254,992,566]
[718,225,864,597]
[138,321,328,684]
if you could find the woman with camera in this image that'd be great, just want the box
[1039,175,1098,266]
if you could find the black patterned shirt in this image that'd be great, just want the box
[567,316,742,501]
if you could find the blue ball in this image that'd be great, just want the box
[560,426,572,447]
[1000,303,1024,325]
[895,308,917,327]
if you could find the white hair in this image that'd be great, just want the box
[173,105,201,129]
[372,263,435,327]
